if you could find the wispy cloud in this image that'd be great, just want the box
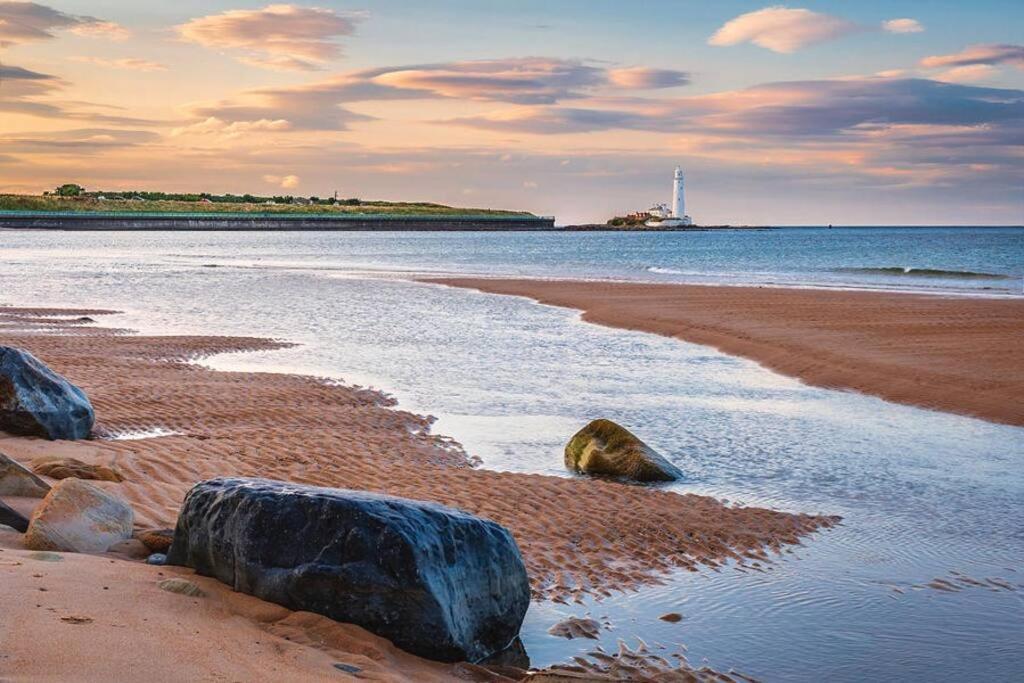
[176,4,363,71]
[0,1,127,45]
[71,56,168,72]
[920,44,1024,69]
[708,6,860,53]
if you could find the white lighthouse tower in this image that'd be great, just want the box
[645,167,693,227]
[672,166,685,219]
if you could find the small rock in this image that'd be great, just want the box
[0,452,51,497]
[146,553,167,566]
[137,528,174,554]
[659,612,683,623]
[157,578,205,597]
[333,663,361,674]
[108,538,150,560]
[547,616,601,640]
[24,478,134,553]
[26,551,62,562]
[32,457,124,483]
[0,346,94,440]
[0,498,30,532]
[564,419,683,482]
[60,615,93,625]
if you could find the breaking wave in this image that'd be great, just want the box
[836,267,1013,280]
[646,266,685,275]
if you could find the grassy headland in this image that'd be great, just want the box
[0,192,533,217]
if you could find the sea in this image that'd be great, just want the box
[2,226,1023,681]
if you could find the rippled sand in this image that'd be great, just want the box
[0,307,835,680]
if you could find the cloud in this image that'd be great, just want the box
[607,67,690,89]
[176,4,362,71]
[936,64,997,83]
[71,56,168,72]
[920,44,1024,69]
[0,1,126,45]
[698,78,1024,136]
[882,18,923,34]
[184,58,691,132]
[263,174,300,189]
[68,20,129,40]
[708,6,860,53]
[0,128,158,154]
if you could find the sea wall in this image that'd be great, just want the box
[0,212,556,231]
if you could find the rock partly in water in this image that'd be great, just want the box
[564,419,683,483]
[23,478,134,553]
[166,477,531,663]
[137,528,175,554]
[32,457,123,483]
[0,346,94,440]
[0,452,51,497]
[0,498,30,532]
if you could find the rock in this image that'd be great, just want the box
[32,457,123,483]
[157,578,205,597]
[0,452,51,497]
[167,477,530,663]
[108,538,150,560]
[23,478,134,553]
[564,419,683,483]
[0,498,30,532]
[547,617,601,640]
[0,346,94,440]
[146,553,167,566]
[659,612,683,623]
[137,528,174,554]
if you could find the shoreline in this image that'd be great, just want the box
[426,278,1024,427]
[0,306,836,679]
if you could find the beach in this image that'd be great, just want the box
[429,279,1024,427]
[0,306,834,681]
[2,228,1023,681]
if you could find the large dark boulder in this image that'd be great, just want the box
[166,478,530,663]
[0,346,94,440]
[565,419,683,482]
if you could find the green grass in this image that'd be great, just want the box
[0,194,533,217]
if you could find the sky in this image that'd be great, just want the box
[1,1,1022,224]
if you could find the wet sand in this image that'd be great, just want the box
[428,279,1024,427]
[0,307,834,681]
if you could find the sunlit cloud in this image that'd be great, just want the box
[176,4,363,71]
[936,64,997,83]
[263,174,301,189]
[920,43,1024,69]
[882,18,923,34]
[0,1,126,45]
[708,6,860,53]
[71,56,167,72]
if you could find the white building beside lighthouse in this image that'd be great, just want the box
[645,167,693,227]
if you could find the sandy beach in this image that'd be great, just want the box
[0,306,835,681]
[428,279,1024,427]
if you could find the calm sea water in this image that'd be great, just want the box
[1,227,1023,681]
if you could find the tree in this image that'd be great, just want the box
[55,183,84,197]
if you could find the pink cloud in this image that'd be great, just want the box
[708,6,860,53]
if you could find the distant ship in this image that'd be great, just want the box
[645,167,693,228]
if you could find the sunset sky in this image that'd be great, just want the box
[2,1,1022,224]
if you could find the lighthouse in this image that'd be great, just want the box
[644,167,693,227]
[672,167,685,219]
